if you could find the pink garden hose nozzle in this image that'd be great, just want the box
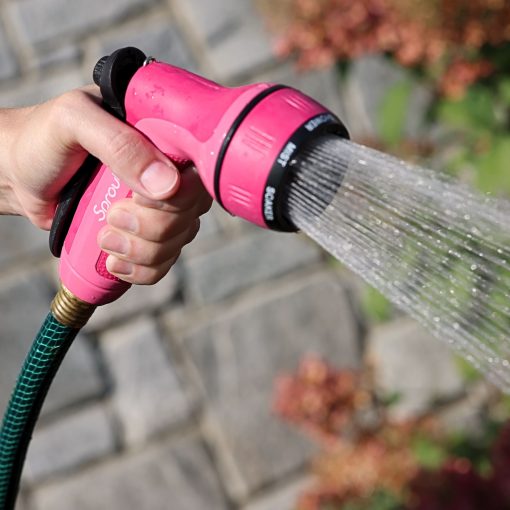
[50,47,349,306]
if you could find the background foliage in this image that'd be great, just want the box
[261,1,510,508]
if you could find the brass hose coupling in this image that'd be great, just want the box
[51,285,96,329]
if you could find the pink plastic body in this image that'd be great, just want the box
[59,61,331,305]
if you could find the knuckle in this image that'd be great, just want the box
[131,239,158,266]
[133,239,172,267]
[198,195,213,215]
[186,219,201,244]
[134,265,164,286]
[149,219,172,243]
[51,90,89,123]
[108,130,146,166]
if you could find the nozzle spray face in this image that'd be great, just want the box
[283,134,350,225]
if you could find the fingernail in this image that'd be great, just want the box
[140,161,178,197]
[99,230,129,255]
[108,209,138,233]
[106,256,133,276]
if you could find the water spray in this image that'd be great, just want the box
[2,46,510,509]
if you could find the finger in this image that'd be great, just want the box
[132,166,212,214]
[52,89,181,201]
[107,199,203,243]
[106,253,180,286]
[98,219,200,266]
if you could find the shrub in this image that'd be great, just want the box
[271,0,510,98]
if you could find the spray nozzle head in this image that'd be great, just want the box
[212,90,349,233]
[259,120,349,233]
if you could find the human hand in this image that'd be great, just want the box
[0,86,212,284]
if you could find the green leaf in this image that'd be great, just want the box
[498,78,510,107]
[362,286,393,323]
[438,87,498,137]
[377,80,413,147]
[411,436,448,469]
[340,490,403,510]
[475,136,510,194]
[380,391,402,408]
[455,356,482,383]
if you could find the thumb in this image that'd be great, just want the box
[59,90,180,201]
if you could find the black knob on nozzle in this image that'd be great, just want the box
[92,47,147,120]
[93,56,108,86]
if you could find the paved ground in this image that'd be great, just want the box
[0,1,483,509]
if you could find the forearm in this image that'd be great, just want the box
[0,107,30,216]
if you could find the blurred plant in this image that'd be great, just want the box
[263,7,510,504]
[361,286,393,324]
[265,0,510,98]
[273,355,431,509]
[273,355,510,510]
[436,79,510,196]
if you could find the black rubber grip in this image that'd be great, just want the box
[49,155,100,257]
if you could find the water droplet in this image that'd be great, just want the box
[471,264,478,271]
[359,159,367,166]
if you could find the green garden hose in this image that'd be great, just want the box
[0,286,95,510]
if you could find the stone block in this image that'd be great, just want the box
[100,316,192,445]
[32,45,81,71]
[367,319,465,420]
[173,0,274,81]
[181,204,224,257]
[206,19,274,82]
[6,0,157,46]
[0,216,48,269]
[243,476,312,510]
[0,70,84,107]
[33,436,228,510]
[183,229,322,303]
[0,272,105,418]
[438,380,496,435]
[0,24,18,80]
[173,0,241,43]
[343,54,432,140]
[25,405,115,483]
[178,272,361,499]
[254,62,346,122]
[14,493,28,510]
[94,18,195,71]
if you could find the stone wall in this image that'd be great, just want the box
[0,1,483,509]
